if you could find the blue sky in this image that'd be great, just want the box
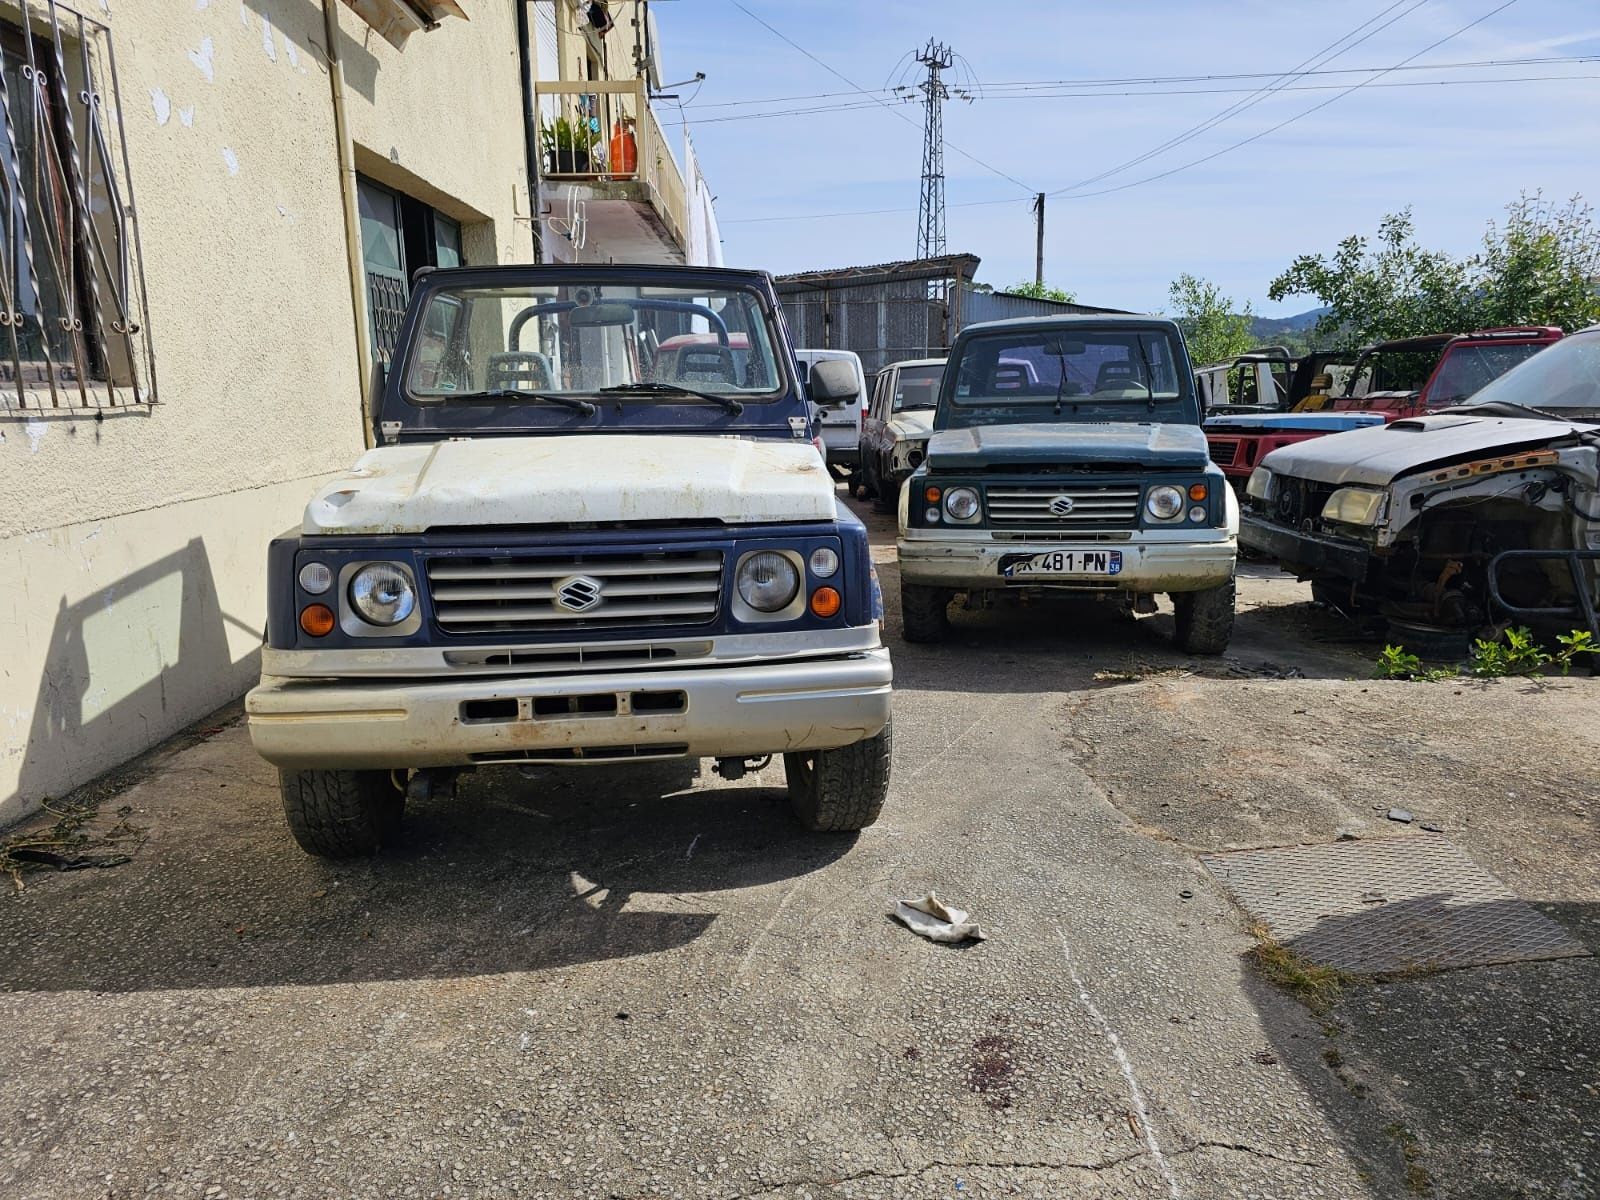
[656,0,1600,315]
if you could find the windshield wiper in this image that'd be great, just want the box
[601,381,745,414]
[1133,336,1158,410]
[448,388,596,415]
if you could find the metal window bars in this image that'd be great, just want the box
[0,1,154,411]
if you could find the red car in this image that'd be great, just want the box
[1204,327,1563,489]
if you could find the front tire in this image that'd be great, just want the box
[1172,578,1236,655]
[280,768,405,858]
[872,475,900,515]
[900,582,952,643]
[784,720,892,832]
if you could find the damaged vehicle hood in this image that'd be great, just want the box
[304,435,835,534]
[888,410,936,441]
[927,421,1210,470]
[1259,413,1595,487]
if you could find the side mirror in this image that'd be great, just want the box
[807,358,858,408]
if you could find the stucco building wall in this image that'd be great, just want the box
[0,0,534,823]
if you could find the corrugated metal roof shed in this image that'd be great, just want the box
[775,253,1133,379]
[961,288,1132,324]
[776,254,982,378]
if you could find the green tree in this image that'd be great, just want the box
[1476,193,1600,330]
[1008,280,1077,303]
[1167,273,1254,365]
[1268,194,1600,347]
[1267,210,1472,346]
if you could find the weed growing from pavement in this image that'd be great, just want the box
[1373,644,1455,681]
[1469,625,1597,677]
[1245,920,1365,1014]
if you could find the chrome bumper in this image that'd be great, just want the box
[897,535,1236,592]
[246,649,893,769]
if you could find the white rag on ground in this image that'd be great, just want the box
[890,892,986,943]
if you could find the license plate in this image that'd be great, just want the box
[999,550,1123,578]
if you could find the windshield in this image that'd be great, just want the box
[1425,341,1551,407]
[1346,348,1444,397]
[1462,329,1600,414]
[893,364,943,411]
[947,328,1187,422]
[405,280,783,401]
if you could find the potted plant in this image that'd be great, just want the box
[540,116,592,175]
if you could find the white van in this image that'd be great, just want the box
[795,349,868,483]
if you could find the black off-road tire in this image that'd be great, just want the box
[872,475,901,515]
[1173,577,1236,655]
[280,768,405,858]
[900,582,952,643]
[784,719,892,832]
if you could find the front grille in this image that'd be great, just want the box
[426,550,723,635]
[1207,438,1238,466]
[984,485,1141,530]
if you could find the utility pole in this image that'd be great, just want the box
[1032,192,1045,288]
[914,39,952,263]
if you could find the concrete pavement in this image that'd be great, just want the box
[0,494,1592,1199]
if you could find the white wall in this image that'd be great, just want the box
[0,0,533,823]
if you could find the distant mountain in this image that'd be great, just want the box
[1249,306,1328,342]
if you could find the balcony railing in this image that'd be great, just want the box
[533,78,687,249]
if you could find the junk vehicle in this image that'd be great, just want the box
[795,348,869,488]
[1241,325,1600,644]
[1206,328,1561,492]
[1195,347,1357,416]
[895,315,1238,652]
[246,264,894,857]
[860,357,945,512]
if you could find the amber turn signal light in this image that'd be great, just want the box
[299,604,336,637]
[924,485,942,503]
[1188,483,1208,501]
[809,586,842,618]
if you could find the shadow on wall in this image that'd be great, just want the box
[5,536,260,824]
[239,0,384,103]
[1248,896,1599,1200]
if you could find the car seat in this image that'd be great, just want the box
[1095,360,1144,394]
[486,351,555,391]
[673,346,737,387]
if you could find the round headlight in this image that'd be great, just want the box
[1146,485,1185,520]
[808,547,840,578]
[736,551,800,612]
[298,561,333,595]
[348,563,416,626]
[944,486,980,521]
[1188,505,1208,523]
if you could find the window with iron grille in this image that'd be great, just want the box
[0,2,154,411]
[357,174,465,367]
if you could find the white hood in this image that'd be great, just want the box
[304,435,835,534]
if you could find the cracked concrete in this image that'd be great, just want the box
[2,494,1584,1198]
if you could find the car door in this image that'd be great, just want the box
[862,369,889,480]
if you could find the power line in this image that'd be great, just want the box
[724,0,1036,194]
[663,71,1598,127]
[681,53,1597,111]
[1057,0,1427,197]
[1048,0,1524,200]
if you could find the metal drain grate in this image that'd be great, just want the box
[1201,837,1590,975]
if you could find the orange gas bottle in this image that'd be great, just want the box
[608,120,638,175]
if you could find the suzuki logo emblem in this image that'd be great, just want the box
[1048,495,1076,516]
[553,574,604,613]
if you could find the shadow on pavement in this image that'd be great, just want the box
[0,755,855,994]
[1248,897,1600,1200]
